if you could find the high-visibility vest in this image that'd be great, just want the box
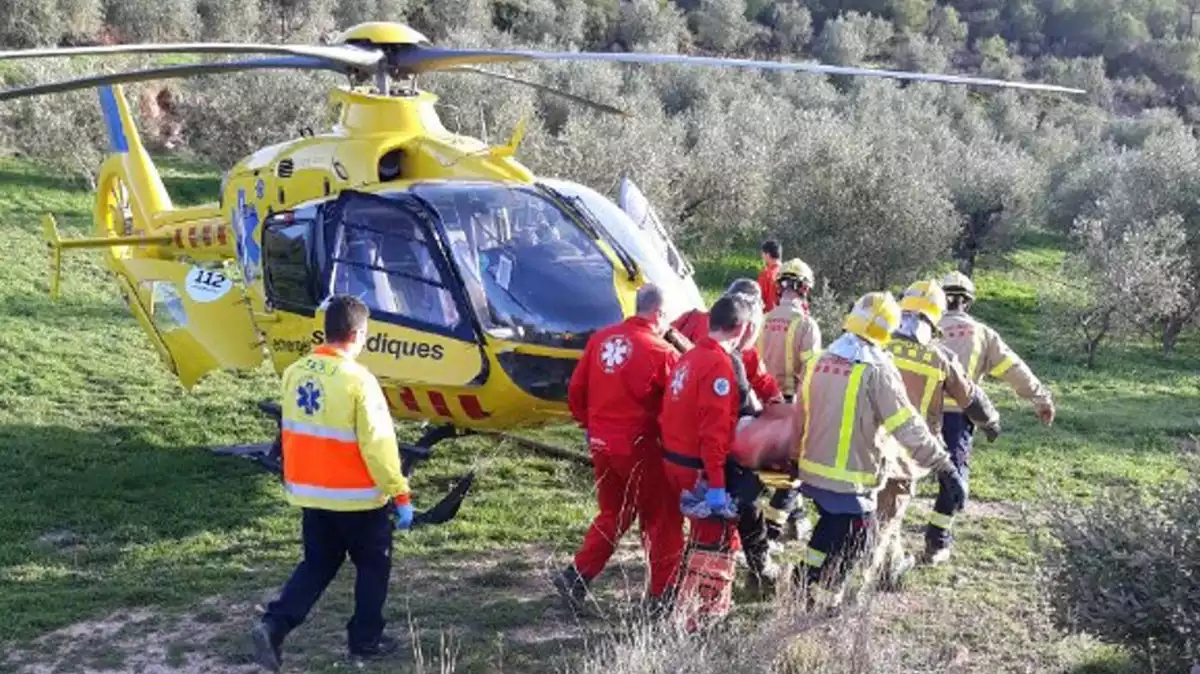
[886,340,948,420]
[795,353,913,494]
[280,344,409,512]
[757,310,815,398]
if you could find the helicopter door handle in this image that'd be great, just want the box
[251,311,281,323]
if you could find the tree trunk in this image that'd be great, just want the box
[953,207,1002,278]
[1162,302,1199,354]
[1083,308,1114,369]
[1162,317,1186,354]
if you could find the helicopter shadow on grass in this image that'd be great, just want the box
[0,421,288,641]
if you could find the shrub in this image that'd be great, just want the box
[1042,474,1200,672]
[173,70,340,169]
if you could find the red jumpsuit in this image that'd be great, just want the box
[659,337,742,550]
[758,260,780,312]
[671,310,782,404]
[566,315,684,598]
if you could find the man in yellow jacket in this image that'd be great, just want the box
[792,292,966,607]
[251,295,413,672]
[928,272,1054,564]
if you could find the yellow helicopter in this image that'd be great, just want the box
[1,21,1083,525]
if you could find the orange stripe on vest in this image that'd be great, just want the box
[281,431,375,490]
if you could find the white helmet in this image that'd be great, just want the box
[941,271,975,300]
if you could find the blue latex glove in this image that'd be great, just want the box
[706,487,730,510]
[705,487,738,519]
[394,503,414,531]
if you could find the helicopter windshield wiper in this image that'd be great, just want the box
[545,188,639,282]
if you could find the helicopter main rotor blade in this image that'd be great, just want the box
[447,65,631,116]
[0,43,382,69]
[0,55,348,101]
[396,48,1086,95]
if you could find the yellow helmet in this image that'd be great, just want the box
[900,279,947,325]
[843,292,901,346]
[941,271,975,300]
[777,256,816,285]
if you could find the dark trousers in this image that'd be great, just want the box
[265,506,392,651]
[925,412,974,549]
[737,501,772,578]
[765,487,801,538]
[804,506,874,590]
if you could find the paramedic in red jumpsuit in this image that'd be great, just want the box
[660,295,753,592]
[553,283,685,612]
[672,278,783,408]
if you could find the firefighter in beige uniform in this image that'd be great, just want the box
[927,271,1055,564]
[792,291,966,606]
[756,258,821,542]
[865,280,1002,590]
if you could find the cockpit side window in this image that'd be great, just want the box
[323,194,464,336]
[263,210,319,313]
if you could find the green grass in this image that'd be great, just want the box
[0,157,1194,672]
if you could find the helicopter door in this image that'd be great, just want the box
[112,259,265,388]
[320,190,486,388]
[616,178,704,308]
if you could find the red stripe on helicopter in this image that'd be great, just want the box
[459,395,490,420]
[217,225,227,245]
[397,387,420,413]
[428,391,452,418]
[173,229,183,248]
[187,226,198,248]
[201,225,213,246]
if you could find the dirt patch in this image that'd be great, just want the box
[0,543,629,674]
[2,599,261,674]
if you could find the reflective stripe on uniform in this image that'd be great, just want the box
[281,419,357,442]
[928,511,954,530]
[798,363,881,487]
[967,333,983,382]
[783,317,803,397]
[889,345,947,417]
[804,547,827,568]
[989,356,1015,377]
[882,407,912,432]
[285,482,383,501]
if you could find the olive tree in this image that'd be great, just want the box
[944,136,1047,274]
[0,59,124,187]
[1042,212,1190,367]
[174,70,340,168]
[103,0,200,41]
[765,110,958,292]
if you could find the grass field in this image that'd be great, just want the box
[0,156,1197,673]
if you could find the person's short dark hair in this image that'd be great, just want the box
[761,239,781,260]
[709,295,750,333]
[325,295,369,343]
[635,283,665,315]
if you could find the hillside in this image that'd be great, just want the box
[0,158,1197,673]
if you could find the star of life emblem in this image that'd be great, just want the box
[599,335,632,373]
[713,377,731,396]
[670,364,689,397]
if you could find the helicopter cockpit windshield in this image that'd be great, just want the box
[410,182,625,347]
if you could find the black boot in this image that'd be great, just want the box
[552,564,591,611]
[250,618,286,673]
[350,633,400,660]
